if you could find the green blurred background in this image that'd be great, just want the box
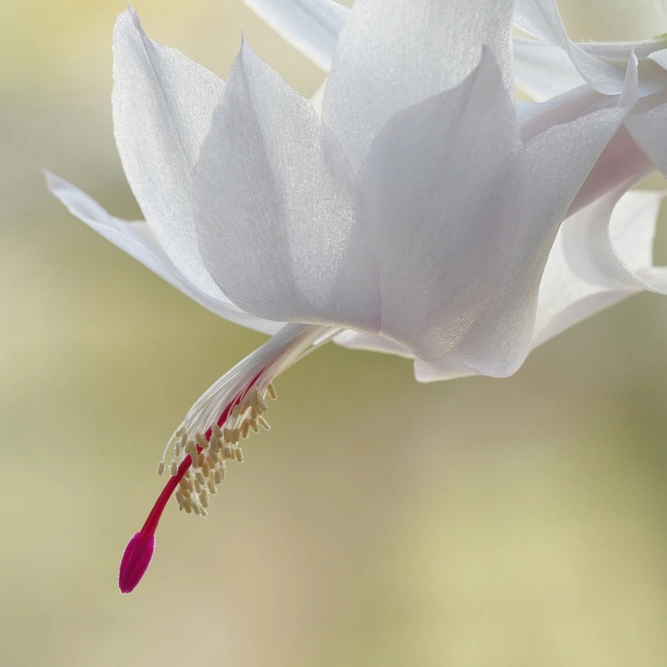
[2,1,667,665]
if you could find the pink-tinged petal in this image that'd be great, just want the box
[112,9,224,296]
[241,0,347,72]
[323,0,514,172]
[513,36,585,101]
[193,42,380,331]
[46,172,284,335]
[514,0,667,95]
[534,187,666,346]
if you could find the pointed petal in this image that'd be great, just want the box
[513,37,585,101]
[359,49,523,365]
[193,42,379,330]
[241,0,347,71]
[361,46,629,375]
[454,103,629,375]
[46,172,283,335]
[514,0,667,95]
[515,0,631,95]
[112,8,225,295]
[323,0,514,172]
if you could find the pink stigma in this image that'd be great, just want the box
[119,531,156,594]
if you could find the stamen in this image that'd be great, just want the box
[118,324,338,594]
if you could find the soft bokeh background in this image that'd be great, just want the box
[3,1,667,665]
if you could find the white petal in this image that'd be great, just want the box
[333,331,413,359]
[625,92,667,176]
[193,42,379,330]
[112,9,224,296]
[413,357,476,383]
[323,0,514,172]
[46,172,283,335]
[514,0,667,95]
[512,36,585,101]
[359,50,524,366]
[534,186,666,346]
[414,186,666,381]
[561,188,667,293]
[241,0,347,72]
[362,48,628,376]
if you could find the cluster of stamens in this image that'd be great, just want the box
[156,383,277,516]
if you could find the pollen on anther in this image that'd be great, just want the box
[169,461,178,476]
[157,461,165,476]
[267,383,277,400]
[234,447,244,463]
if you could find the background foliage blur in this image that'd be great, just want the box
[2,0,667,665]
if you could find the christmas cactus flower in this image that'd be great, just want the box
[48,0,666,593]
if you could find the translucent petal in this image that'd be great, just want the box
[625,92,667,176]
[360,50,627,376]
[46,172,284,335]
[358,49,523,368]
[534,186,666,345]
[514,0,667,95]
[323,0,514,172]
[416,187,666,380]
[512,36,585,101]
[193,42,380,330]
[333,331,413,359]
[241,0,347,71]
[112,8,225,295]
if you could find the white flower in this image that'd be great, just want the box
[47,1,666,592]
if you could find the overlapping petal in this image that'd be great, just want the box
[193,42,380,330]
[535,185,667,345]
[415,186,666,382]
[625,91,667,176]
[513,36,584,101]
[323,0,515,172]
[112,8,225,294]
[358,49,523,367]
[46,172,283,335]
[514,0,667,96]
